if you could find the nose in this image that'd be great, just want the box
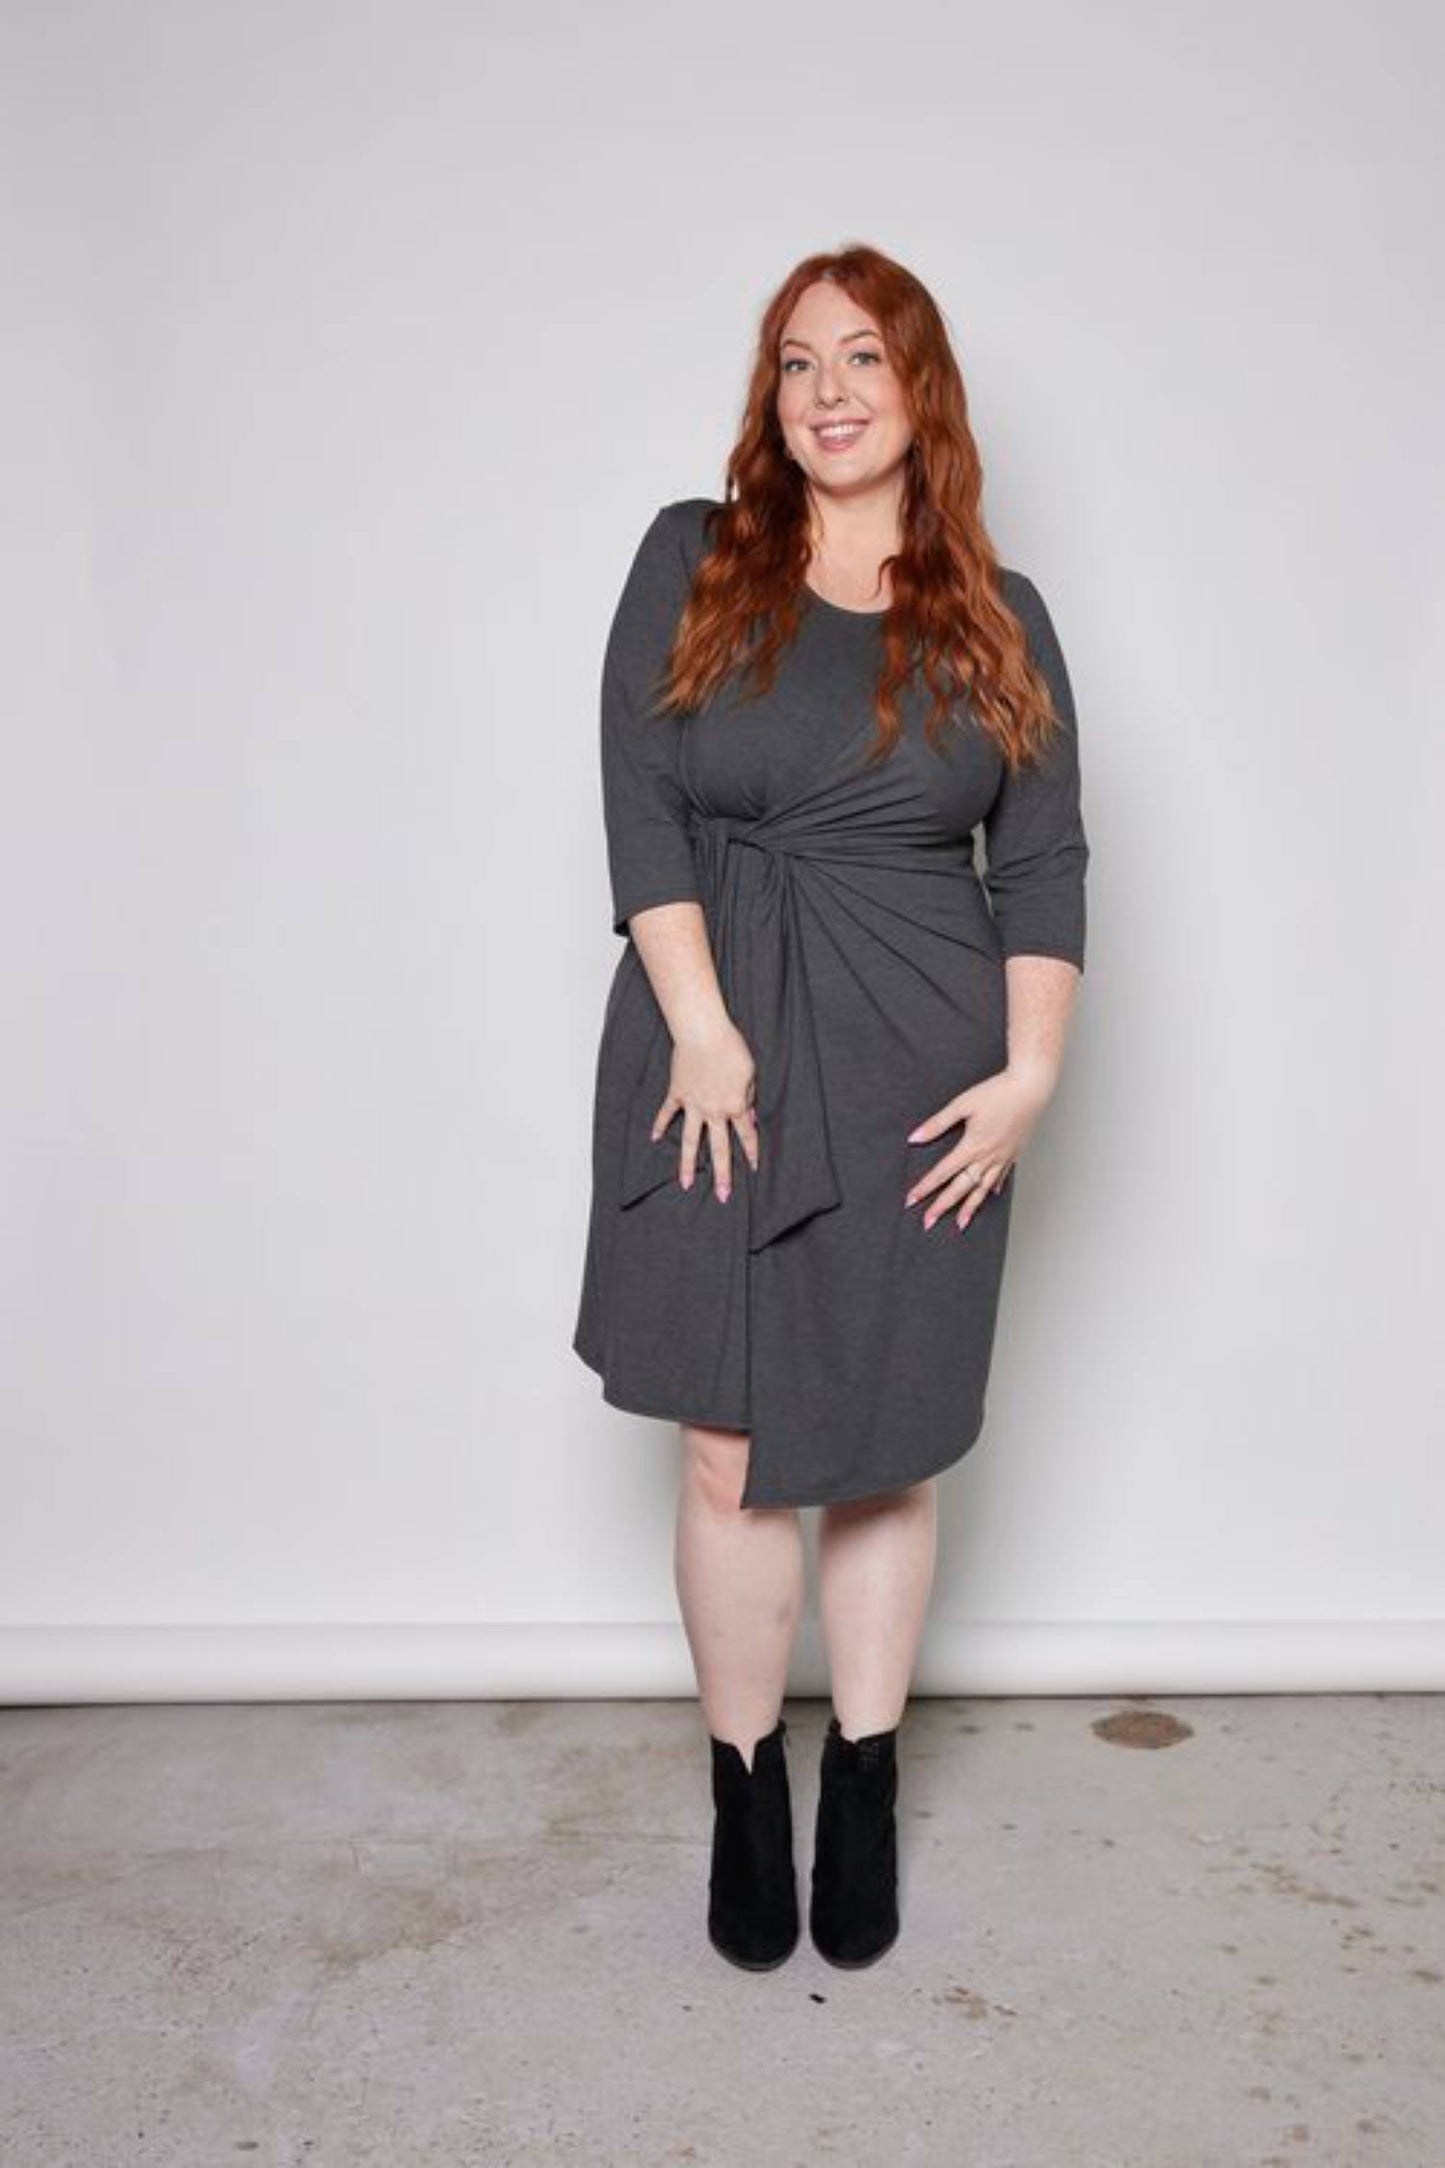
[812,360,848,409]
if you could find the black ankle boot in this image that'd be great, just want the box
[707,1715,800,1970]
[809,1712,901,1968]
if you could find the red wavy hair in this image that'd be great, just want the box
[659,242,1063,774]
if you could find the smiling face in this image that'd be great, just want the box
[775,280,913,497]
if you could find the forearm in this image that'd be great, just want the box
[1002,954,1081,1094]
[629,900,733,1045]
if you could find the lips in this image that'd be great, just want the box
[812,420,869,451]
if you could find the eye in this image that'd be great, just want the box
[851,349,883,364]
[781,356,809,374]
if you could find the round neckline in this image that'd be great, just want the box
[803,582,890,620]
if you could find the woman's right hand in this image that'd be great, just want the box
[651,1018,760,1202]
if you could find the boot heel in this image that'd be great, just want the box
[809,1712,901,1968]
[707,1714,801,1970]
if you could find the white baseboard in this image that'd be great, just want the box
[1,1617,1441,1702]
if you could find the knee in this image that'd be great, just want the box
[821,1476,935,1523]
[681,1423,753,1516]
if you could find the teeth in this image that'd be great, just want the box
[818,423,864,441]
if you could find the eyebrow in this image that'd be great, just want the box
[779,329,880,354]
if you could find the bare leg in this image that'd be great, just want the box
[674,1423,806,1770]
[817,1480,938,1735]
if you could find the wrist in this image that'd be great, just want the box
[671,1002,737,1050]
[1006,1053,1059,1099]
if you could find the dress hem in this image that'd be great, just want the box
[740,1428,985,1511]
[572,1335,749,1433]
[573,1334,985,1510]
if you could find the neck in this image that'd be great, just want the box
[804,473,905,578]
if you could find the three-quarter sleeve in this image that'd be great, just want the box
[980,572,1090,972]
[599,504,704,938]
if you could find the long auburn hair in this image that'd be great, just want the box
[659,243,1063,774]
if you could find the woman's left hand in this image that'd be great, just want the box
[904,1061,1058,1231]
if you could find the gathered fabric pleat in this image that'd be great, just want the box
[617,773,996,1257]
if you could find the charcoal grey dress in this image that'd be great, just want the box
[572,497,1088,1509]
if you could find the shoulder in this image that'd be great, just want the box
[997,564,1066,654]
[608,500,721,650]
[997,564,1043,615]
[650,496,724,576]
[996,565,1074,717]
[619,496,715,580]
[616,498,722,610]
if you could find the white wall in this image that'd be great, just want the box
[3,0,1441,1695]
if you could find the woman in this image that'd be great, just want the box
[573,243,1089,1971]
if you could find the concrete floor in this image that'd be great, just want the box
[0,1692,1441,2166]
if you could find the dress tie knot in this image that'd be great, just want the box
[618,810,844,1251]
